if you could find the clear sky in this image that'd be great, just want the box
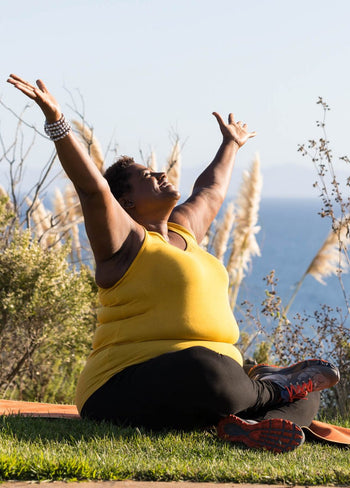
[1,0,349,198]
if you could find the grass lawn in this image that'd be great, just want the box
[0,416,349,485]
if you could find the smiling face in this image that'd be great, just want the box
[121,163,181,217]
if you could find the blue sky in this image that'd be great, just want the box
[1,0,349,198]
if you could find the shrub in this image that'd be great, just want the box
[0,197,97,403]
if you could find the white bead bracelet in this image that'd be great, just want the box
[44,114,71,141]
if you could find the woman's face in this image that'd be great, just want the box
[124,163,180,212]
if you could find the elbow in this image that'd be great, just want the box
[209,184,226,207]
[194,185,225,208]
[76,177,111,199]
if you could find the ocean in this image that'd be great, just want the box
[234,198,349,328]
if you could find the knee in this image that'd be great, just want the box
[183,347,242,411]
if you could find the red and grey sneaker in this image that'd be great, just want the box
[248,359,340,403]
[217,414,305,453]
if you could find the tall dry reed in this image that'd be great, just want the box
[148,150,157,172]
[0,186,13,213]
[226,154,262,308]
[25,197,57,248]
[71,120,104,172]
[213,202,235,262]
[284,218,350,313]
[53,188,66,222]
[166,139,181,189]
[307,219,349,284]
[63,185,82,261]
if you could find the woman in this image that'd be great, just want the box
[7,74,339,453]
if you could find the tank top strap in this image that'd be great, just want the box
[167,222,197,243]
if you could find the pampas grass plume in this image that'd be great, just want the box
[166,139,181,189]
[64,184,82,220]
[284,218,349,314]
[227,153,263,308]
[53,188,66,222]
[64,185,82,255]
[307,220,349,284]
[26,197,44,237]
[213,202,235,262]
[148,150,157,172]
[26,197,58,248]
[72,120,104,172]
[0,186,13,213]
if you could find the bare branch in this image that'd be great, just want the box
[0,100,48,139]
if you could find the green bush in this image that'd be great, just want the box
[0,196,97,404]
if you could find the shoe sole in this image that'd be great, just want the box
[217,414,305,453]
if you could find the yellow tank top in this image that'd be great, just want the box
[75,222,242,412]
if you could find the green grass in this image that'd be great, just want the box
[0,416,349,484]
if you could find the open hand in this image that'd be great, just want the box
[7,74,61,123]
[212,112,256,147]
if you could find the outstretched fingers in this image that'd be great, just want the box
[8,74,36,91]
[36,79,49,93]
[212,110,257,146]
[212,111,225,127]
[8,73,29,84]
[8,73,61,122]
[7,74,45,101]
[228,113,235,125]
[8,83,37,101]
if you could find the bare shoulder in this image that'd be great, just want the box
[169,204,194,233]
[170,197,214,244]
[169,201,206,243]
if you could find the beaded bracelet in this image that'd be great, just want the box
[44,114,71,141]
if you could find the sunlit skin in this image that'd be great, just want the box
[120,164,181,218]
[7,74,256,289]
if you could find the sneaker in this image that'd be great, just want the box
[248,359,340,403]
[217,414,305,453]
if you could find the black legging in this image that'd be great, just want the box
[81,346,320,430]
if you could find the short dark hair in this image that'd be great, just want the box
[103,156,135,200]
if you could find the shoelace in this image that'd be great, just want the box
[285,379,314,402]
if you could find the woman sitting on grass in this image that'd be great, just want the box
[7,74,340,453]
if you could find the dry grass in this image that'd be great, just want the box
[307,219,350,284]
[284,217,350,313]
[71,120,104,172]
[166,138,181,189]
[213,202,235,262]
[148,150,157,171]
[226,154,262,308]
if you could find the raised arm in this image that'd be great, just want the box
[7,74,139,265]
[170,112,256,243]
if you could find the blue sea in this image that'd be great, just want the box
[231,198,349,326]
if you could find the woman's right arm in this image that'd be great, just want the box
[7,75,141,264]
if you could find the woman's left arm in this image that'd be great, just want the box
[170,112,256,242]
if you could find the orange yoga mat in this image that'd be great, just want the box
[0,399,80,419]
[0,399,349,445]
[302,419,350,446]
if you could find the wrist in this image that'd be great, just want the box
[44,111,62,124]
[222,138,240,151]
[41,104,62,123]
